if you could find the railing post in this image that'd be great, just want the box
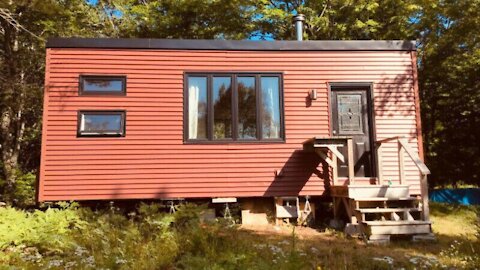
[420,174,430,221]
[347,139,354,184]
[376,143,383,185]
[398,140,405,185]
[331,152,338,186]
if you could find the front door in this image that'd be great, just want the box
[331,86,375,177]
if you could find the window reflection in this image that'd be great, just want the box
[237,77,256,139]
[261,77,281,139]
[185,74,283,142]
[213,77,232,139]
[82,114,122,132]
[188,77,208,139]
[82,77,125,93]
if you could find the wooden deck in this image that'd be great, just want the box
[330,185,410,199]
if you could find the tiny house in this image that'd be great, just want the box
[40,37,432,241]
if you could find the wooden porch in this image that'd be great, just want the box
[303,136,433,243]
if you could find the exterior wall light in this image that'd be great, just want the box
[309,89,317,100]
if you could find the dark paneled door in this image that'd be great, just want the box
[331,88,375,177]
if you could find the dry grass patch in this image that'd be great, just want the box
[241,202,479,269]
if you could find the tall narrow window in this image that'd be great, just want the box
[78,111,125,137]
[79,75,126,95]
[213,77,232,139]
[237,77,256,139]
[261,77,281,139]
[187,77,208,140]
[184,73,283,142]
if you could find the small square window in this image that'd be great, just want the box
[78,111,126,137]
[79,75,126,95]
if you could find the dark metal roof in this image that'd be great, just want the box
[46,38,417,51]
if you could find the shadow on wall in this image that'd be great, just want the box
[46,82,76,112]
[374,70,419,138]
[108,180,171,201]
[263,149,328,197]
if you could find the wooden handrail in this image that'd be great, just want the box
[375,136,431,222]
[398,138,431,175]
[375,135,405,145]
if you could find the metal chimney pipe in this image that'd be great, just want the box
[292,14,305,41]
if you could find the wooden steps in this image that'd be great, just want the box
[356,207,421,213]
[363,220,430,225]
[363,220,431,235]
[356,195,431,242]
[331,184,433,243]
[353,197,417,201]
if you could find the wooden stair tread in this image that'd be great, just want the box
[362,220,432,235]
[356,208,421,213]
[353,197,417,201]
[362,220,430,226]
[338,184,410,187]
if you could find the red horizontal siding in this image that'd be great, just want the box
[39,48,422,201]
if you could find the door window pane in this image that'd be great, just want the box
[261,77,281,139]
[237,77,257,139]
[213,77,232,139]
[188,77,208,139]
[337,94,363,133]
[79,111,125,136]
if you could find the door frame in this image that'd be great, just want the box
[327,82,377,177]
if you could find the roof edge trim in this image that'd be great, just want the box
[46,38,417,51]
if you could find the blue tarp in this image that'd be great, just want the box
[429,188,480,205]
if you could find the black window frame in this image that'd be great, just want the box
[77,110,126,137]
[184,72,285,143]
[79,75,127,96]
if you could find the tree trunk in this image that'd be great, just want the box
[0,12,23,200]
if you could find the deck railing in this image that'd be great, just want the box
[375,136,431,221]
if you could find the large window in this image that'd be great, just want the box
[79,75,126,95]
[185,73,284,142]
[77,111,126,137]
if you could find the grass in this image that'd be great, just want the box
[239,202,479,269]
[0,202,478,269]
[430,202,479,237]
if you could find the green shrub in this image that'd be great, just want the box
[13,172,37,207]
[0,203,316,269]
[173,202,204,229]
[0,203,84,252]
[0,172,37,207]
[66,202,179,269]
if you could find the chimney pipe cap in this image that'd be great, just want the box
[292,14,306,22]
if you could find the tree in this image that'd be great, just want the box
[92,0,257,39]
[416,0,480,186]
[0,0,102,200]
[255,0,420,40]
